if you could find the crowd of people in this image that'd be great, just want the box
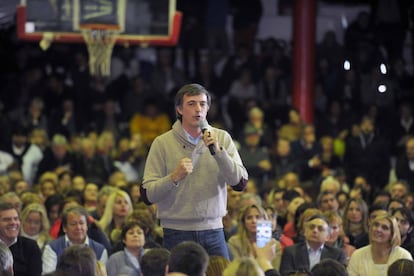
[0,1,414,275]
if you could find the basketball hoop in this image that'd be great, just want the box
[80,24,120,77]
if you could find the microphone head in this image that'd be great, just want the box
[199,120,209,131]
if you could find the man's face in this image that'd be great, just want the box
[360,119,374,134]
[304,218,329,247]
[303,126,315,144]
[177,94,209,131]
[407,139,414,159]
[274,192,285,214]
[391,184,407,199]
[227,190,242,210]
[276,140,290,157]
[320,194,339,212]
[12,134,27,148]
[52,144,67,159]
[388,201,404,214]
[63,212,88,244]
[0,209,20,245]
[394,211,413,238]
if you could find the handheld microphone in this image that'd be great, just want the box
[199,120,216,155]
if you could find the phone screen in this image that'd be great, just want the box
[256,219,272,248]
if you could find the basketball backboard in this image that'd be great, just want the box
[16,0,182,47]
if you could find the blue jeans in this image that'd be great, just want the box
[163,228,230,259]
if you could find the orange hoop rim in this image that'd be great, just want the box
[79,24,121,31]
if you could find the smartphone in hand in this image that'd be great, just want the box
[256,219,272,248]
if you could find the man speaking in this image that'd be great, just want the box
[141,83,248,259]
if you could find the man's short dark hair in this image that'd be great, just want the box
[388,198,405,210]
[55,245,96,276]
[169,241,209,276]
[392,207,414,227]
[388,259,414,276]
[311,259,348,276]
[141,248,170,276]
[369,202,388,215]
[282,189,300,202]
[0,202,16,213]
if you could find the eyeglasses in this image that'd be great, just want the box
[306,223,328,232]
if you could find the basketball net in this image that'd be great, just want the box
[80,26,119,76]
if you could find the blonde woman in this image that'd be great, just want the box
[223,257,264,276]
[227,204,282,271]
[348,214,412,276]
[98,189,133,245]
[20,202,52,250]
[206,255,230,276]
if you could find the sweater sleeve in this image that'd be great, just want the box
[214,131,248,190]
[141,138,179,204]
